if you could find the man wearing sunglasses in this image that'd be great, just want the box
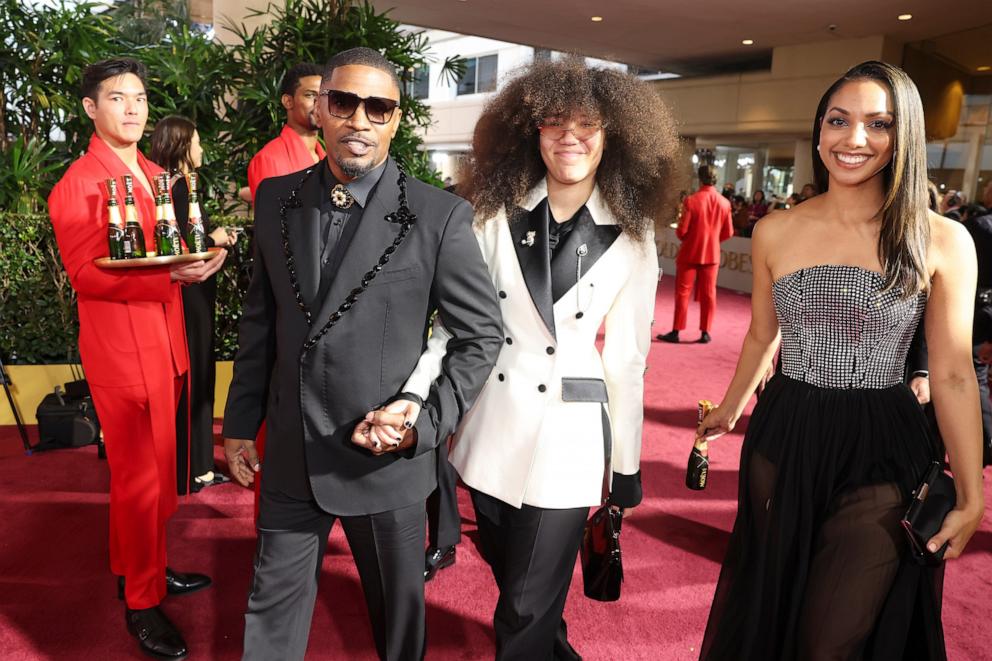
[246,62,325,203]
[223,47,502,661]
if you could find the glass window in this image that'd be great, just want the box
[456,55,498,96]
[457,58,477,96]
[477,55,497,93]
[410,66,429,99]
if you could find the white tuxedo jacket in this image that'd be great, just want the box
[404,182,659,508]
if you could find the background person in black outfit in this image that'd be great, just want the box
[150,116,238,493]
[222,48,502,661]
[965,179,992,465]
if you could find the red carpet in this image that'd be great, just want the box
[1,276,990,660]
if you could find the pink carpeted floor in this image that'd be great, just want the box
[1,277,990,660]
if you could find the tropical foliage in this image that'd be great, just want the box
[0,0,452,362]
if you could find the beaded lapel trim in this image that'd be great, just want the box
[278,166,417,351]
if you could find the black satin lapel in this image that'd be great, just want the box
[310,159,401,340]
[285,174,322,306]
[550,208,620,302]
[509,200,555,339]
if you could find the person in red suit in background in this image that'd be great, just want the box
[658,164,734,344]
[48,58,226,660]
[246,62,325,202]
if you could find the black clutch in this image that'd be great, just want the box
[900,460,955,566]
[580,505,623,601]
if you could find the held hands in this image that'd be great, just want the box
[351,399,421,456]
[224,437,260,487]
[928,502,985,560]
[696,404,736,443]
[170,248,227,284]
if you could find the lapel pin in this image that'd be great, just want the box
[330,184,355,209]
[521,230,536,247]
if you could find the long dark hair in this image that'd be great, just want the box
[149,115,196,173]
[462,57,681,241]
[812,61,930,296]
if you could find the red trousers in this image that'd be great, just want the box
[673,263,719,332]
[90,374,183,609]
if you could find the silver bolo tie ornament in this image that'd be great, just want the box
[575,243,588,318]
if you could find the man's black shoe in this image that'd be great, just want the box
[165,568,212,595]
[657,330,680,343]
[698,332,712,344]
[424,546,456,582]
[125,606,188,660]
[118,568,212,600]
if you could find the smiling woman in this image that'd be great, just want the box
[697,61,984,660]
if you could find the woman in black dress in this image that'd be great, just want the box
[697,61,984,660]
[150,116,237,493]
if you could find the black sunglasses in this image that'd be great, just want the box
[319,90,399,125]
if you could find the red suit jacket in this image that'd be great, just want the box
[48,134,188,388]
[676,184,734,266]
[247,124,325,202]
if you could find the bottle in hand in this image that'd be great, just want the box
[105,178,125,260]
[186,172,208,254]
[685,399,715,490]
[120,174,146,258]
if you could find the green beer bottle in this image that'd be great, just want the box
[186,172,208,254]
[155,173,183,256]
[121,174,146,258]
[105,178,126,260]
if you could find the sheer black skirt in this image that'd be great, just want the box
[700,374,947,661]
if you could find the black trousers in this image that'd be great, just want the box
[244,487,426,661]
[427,448,461,549]
[175,278,218,492]
[471,489,588,661]
[974,347,992,465]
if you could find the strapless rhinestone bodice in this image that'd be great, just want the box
[772,265,925,389]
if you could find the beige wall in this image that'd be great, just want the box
[653,36,902,140]
[211,0,272,43]
[1,363,236,426]
[419,97,489,145]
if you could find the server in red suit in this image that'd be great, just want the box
[658,164,734,344]
[245,63,326,514]
[47,58,226,660]
[246,62,326,202]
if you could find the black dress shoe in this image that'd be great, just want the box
[657,330,680,343]
[165,568,211,595]
[125,606,188,660]
[698,331,712,344]
[424,546,456,582]
[118,568,212,600]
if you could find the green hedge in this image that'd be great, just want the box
[0,212,250,364]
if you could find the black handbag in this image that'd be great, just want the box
[900,460,955,566]
[580,504,623,601]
